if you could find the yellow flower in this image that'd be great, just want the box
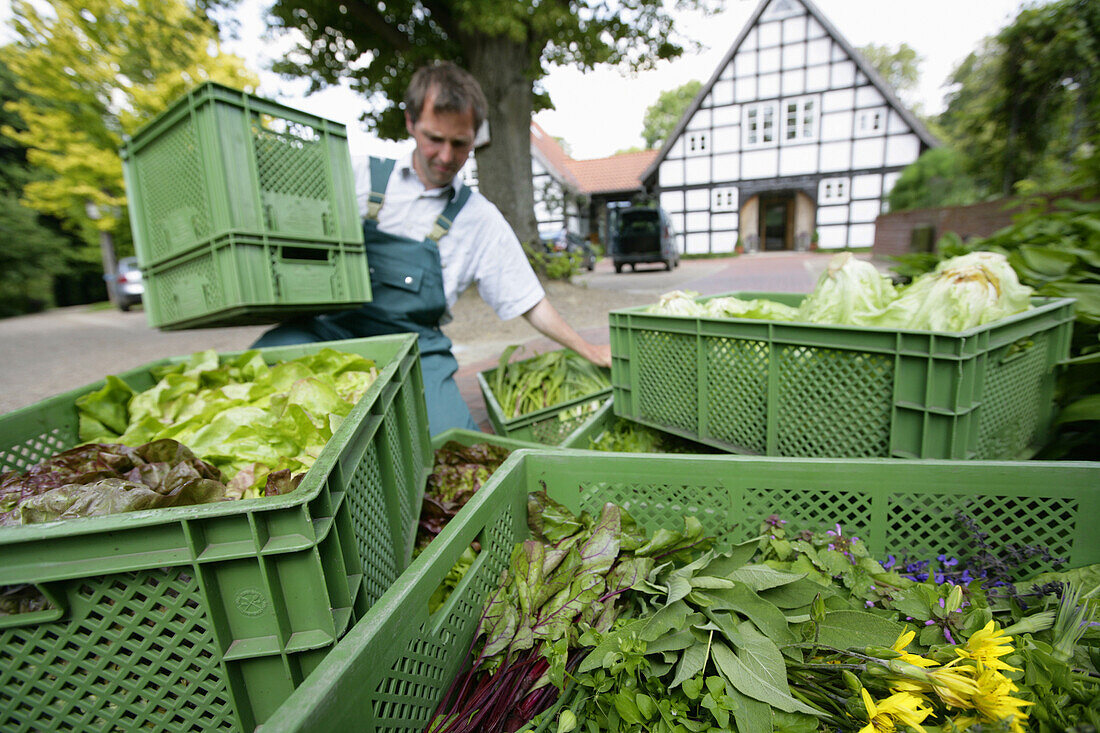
[858,688,932,733]
[925,663,980,709]
[891,630,937,669]
[886,657,978,708]
[956,620,1018,672]
[968,668,1033,733]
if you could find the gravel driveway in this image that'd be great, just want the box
[0,252,842,416]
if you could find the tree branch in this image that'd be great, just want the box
[420,0,459,40]
[344,1,413,52]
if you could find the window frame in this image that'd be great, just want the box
[743,101,778,148]
[783,95,818,142]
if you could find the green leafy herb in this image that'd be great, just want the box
[490,347,610,419]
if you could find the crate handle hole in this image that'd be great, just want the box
[281,246,329,262]
[0,583,67,629]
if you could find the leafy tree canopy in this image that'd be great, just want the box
[0,0,257,250]
[856,43,922,107]
[641,80,703,149]
[938,0,1100,196]
[886,147,982,212]
[255,0,716,243]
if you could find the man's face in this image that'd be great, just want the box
[406,87,476,190]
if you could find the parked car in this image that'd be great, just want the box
[110,256,144,311]
[539,227,596,271]
[609,207,680,273]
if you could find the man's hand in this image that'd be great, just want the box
[582,343,612,368]
[522,297,612,368]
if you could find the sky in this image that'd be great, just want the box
[2,0,1028,161]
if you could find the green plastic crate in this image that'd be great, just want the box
[122,82,364,267]
[476,351,612,445]
[609,293,1076,459]
[143,234,369,330]
[0,334,432,733]
[431,428,550,453]
[258,451,1099,733]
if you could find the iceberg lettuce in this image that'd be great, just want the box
[796,253,898,326]
[875,251,1033,331]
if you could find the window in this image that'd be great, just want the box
[856,109,884,136]
[819,177,850,203]
[784,97,817,141]
[743,103,777,147]
[712,186,739,212]
[688,133,708,154]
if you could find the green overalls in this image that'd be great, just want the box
[251,157,478,434]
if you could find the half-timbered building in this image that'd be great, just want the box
[642,0,937,254]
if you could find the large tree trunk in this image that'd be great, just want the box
[465,35,538,246]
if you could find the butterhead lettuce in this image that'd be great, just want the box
[74,348,378,497]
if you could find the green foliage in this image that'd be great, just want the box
[0,58,79,317]
[0,0,257,250]
[856,42,922,107]
[938,0,1100,196]
[886,147,984,212]
[523,241,583,280]
[641,80,703,149]
[0,193,70,317]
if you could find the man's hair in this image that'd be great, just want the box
[405,61,488,132]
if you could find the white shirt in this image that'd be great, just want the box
[352,151,545,325]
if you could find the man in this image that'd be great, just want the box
[253,61,611,434]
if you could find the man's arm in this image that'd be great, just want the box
[522,297,612,367]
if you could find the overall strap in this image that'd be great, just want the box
[365,156,396,221]
[426,185,473,244]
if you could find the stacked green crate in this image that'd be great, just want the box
[121,82,368,330]
[0,334,430,732]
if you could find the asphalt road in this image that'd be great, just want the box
[0,252,847,416]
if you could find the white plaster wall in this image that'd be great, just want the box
[741,148,779,178]
[779,146,817,176]
[659,160,684,187]
[817,224,848,248]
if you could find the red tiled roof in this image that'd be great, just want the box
[529,121,657,195]
[530,121,580,189]
[566,149,659,195]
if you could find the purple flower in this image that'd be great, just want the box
[883,555,896,570]
[943,627,956,645]
[827,523,843,537]
[937,554,959,567]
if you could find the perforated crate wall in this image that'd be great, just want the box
[259,452,1099,733]
[122,82,363,268]
[609,293,1076,459]
[142,234,369,330]
[0,334,431,732]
